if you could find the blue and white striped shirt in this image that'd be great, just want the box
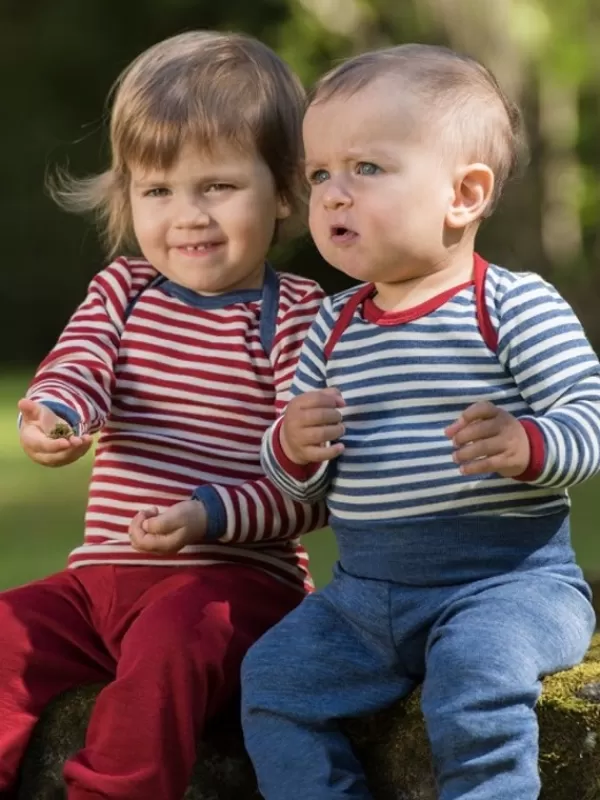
[262,259,600,533]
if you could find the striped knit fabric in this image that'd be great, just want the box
[262,255,600,529]
[27,257,327,592]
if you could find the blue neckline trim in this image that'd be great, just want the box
[160,264,277,309]
[138,263,280,356]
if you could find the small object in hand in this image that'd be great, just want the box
[48,422,75,439]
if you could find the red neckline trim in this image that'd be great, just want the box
[360,254,494,351]
[323,252,495,361]
[473,252,497,351]
[363,280,473,325]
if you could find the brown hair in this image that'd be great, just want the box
[309,44,527,215]
[50,31,306,254]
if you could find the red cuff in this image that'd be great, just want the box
[272,418,322,481]
[514,419,546,482]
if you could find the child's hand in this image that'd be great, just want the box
[129,499,208,554]
[18,398,93,467]
[280,388,346,465]
[446,401,530,477]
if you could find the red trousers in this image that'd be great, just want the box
[0,564,301,800]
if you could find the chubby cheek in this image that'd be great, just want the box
[132,221,155,253]
[131,206,165,252]
[231,207,274,261]
[308,201,329,251]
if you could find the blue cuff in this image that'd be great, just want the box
[39,402,82,432]
[192,485,227,541]
[17,401,82,432]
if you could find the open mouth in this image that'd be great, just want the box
[330,226,358,244]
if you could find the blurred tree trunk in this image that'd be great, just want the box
[411,0,588,277]
[413,0,548,272]
[538,75,583,271]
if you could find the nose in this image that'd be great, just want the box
[322,179,353,210]
[174,195,211,228]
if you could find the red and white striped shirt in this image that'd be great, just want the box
[27,257,327,592]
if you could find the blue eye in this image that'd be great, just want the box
[308,169,329,185]
[356,162,381,176]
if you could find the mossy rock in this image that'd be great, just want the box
[17,635,600,799]
[17,685,260,800]
[344,635,600,799]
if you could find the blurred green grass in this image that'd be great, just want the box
[1,371,599,591]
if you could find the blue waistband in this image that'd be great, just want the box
[332,513,580,586]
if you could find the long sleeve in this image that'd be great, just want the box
[260,297,339,506]
[27,259,154,434]
[194,280,329,543]
[497,272,600,488]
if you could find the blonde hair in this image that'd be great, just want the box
[50,31,306,254]
[309,44,527,215]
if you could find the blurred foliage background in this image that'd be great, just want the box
[2,0,600,590]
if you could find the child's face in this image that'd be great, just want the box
[129,140,290,294]
[303,79,458,286]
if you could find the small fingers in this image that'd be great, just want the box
[131,530,185,554]
[65,433,93,448]
[321,387,346,407]
[21,438,89,468]
[24,434,72,455]
[300,406,344,428]
[444,418,466,438]
[451,419,501,448]
[302,442,345,463]
[459,401,498,423]
[458,454,522,477]
[128,511,148,543]
[129,508,163,551]
[17,398,42,424]
[445,402,498,438]
[295,389,345,411]
[457,457,497,476]
[453,438,505,466]
[142,512,178,538]
[299,423,345,446]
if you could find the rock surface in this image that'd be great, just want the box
[17,634,600,799]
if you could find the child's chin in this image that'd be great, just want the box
[338,260,376,283]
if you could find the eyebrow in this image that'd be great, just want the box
[303,161,323,173]
[304,146,398,169]
[131,171,244,188]
[130,177,165,188]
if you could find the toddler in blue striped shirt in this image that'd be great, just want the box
[241,43,600,800]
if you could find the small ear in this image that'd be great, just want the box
[276,195,292,220]
[446,163,495,229]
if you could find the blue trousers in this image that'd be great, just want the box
[242,535,594,799]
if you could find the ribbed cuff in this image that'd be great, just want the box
[513,418,546,482]
[192,485,227,541]
[18,401,82,434]
[272,417,322,481]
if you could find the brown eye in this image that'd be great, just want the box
[206,183,235,192]
[143,187,170,197]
